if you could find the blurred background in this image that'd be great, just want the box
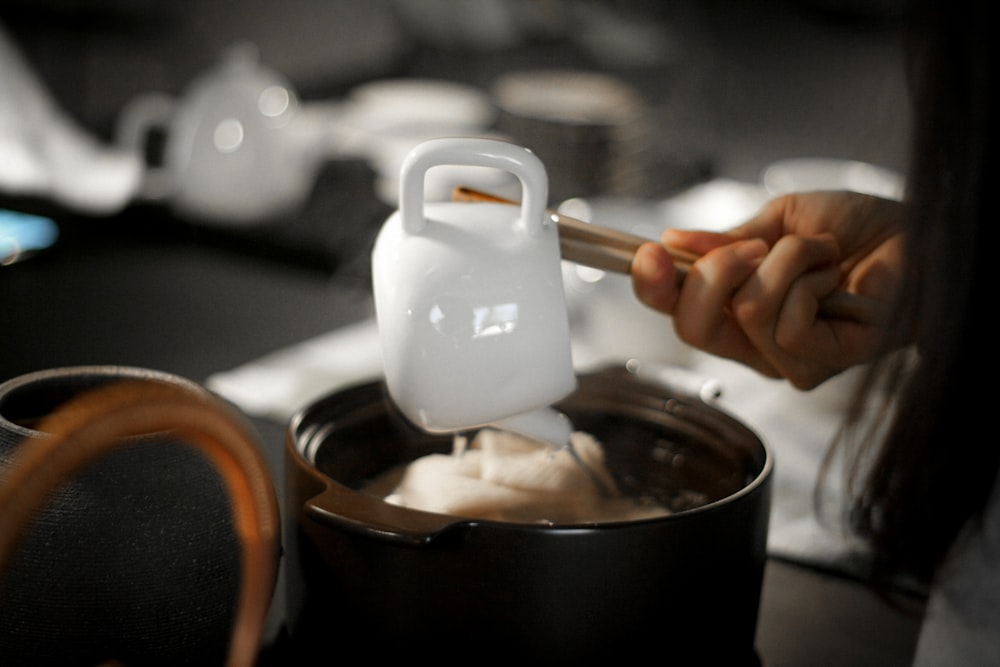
[2,0,908,256]
[0,1,922,662]
[0,0,911,385]
[1,0,907,168]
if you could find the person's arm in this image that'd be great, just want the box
[631,191,907,389]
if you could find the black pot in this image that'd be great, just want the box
[0,366,244,667]
[284,365,772,663]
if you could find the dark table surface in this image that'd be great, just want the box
[2,1,924,663]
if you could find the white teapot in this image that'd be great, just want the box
[371,137,575,443]
[116,45,324,225]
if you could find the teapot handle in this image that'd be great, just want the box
[114,92,176,201]
[399,137,548,235]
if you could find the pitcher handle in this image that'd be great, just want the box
[399,137,548,235]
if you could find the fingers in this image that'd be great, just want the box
[638,192,902,388]
[730,234,858,388]
[731,233,840,339]
[674,239,768,347]
[631,239,777,377]
[661,228,740,256]
[631,242,678,314]
[845,233,907,303]
[672,239,781,377]
[633,236,780,377]
[633,227,875,388]
[772,266,842,350]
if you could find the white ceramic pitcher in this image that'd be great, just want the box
[371,137,575,442]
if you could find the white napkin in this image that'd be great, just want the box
[1,21,141,214]
[685,350,873,573]
[206,317,384,421]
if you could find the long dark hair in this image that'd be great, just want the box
[836,0,995,585]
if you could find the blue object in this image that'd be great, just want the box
[1,209,59,263]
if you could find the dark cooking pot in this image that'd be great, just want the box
[285,365,772,663]
[0,366,271,667]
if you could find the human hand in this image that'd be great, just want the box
[631,191,907,388]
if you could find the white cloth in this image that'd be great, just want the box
[0,21,140,214]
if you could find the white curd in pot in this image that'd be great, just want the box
[365,428,672,525]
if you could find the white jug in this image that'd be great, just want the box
[371,138,575,441]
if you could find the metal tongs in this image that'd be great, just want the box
[453,186,882,325]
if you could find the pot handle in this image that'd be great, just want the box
[399,137,548,236]
[304,482,470,547]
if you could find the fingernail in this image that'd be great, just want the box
[634,243,668,281]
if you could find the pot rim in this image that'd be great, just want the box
[0,365,206,439]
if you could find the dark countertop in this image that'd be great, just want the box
[1,1,923,663]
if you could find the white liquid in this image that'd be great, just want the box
[490,407,615,496]
[489,407,572,449]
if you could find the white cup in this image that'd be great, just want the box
[371,138,575,437]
